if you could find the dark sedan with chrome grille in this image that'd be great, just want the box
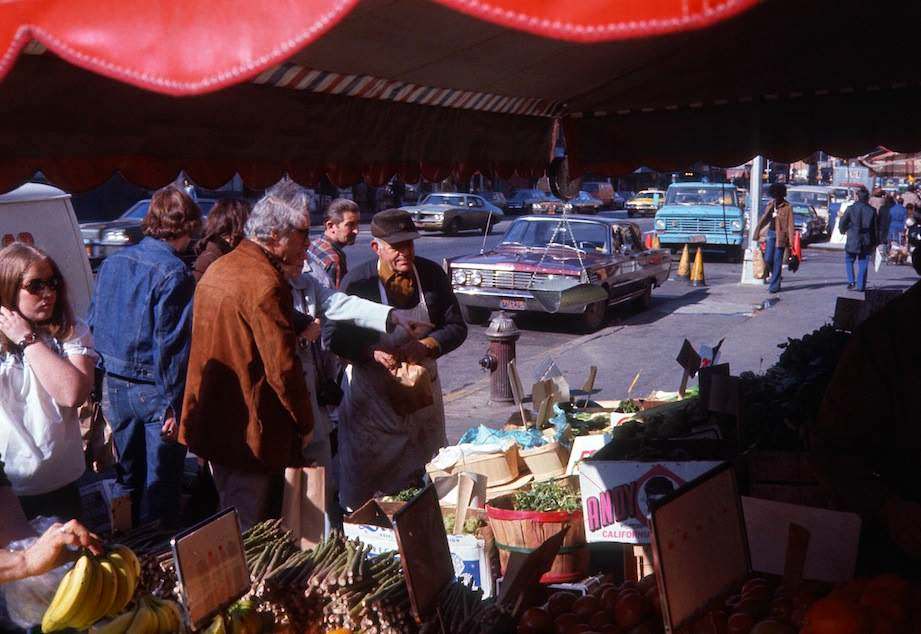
[445,215,671,332]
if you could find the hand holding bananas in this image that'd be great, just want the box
[1,519,103,583]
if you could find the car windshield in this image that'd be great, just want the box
[422,194,464,205]
[787,191,829,206]
[637,191,661,198]
[501,219,608,252]
[665,187,737,206]
[510,190,543,201]
[122,199,216,220]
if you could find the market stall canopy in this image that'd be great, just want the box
[0,0,917,191]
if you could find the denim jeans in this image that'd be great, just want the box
[763,231,784,292]
[102,376,187,528]
[845,251,870,290]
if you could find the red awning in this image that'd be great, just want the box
[1,0,918,191]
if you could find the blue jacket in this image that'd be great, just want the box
[88,237,195,417]
[889,203,907,233]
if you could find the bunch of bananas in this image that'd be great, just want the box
[41,544,141,632]
[202,600,265,634]
[91,595,183,634]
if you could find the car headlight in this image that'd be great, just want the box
[432,213,443,221]
[102,230,131,244]
[468,271,483,286]
[731,219,742,231]
[654,219,666,230]
[452,270,467,286]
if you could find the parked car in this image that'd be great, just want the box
[80,197,219,268]
[506,188,555,214]
[625,189,666,217]
[613,190,636,210]
[582,181,615,208]
[569,191,604,214]
[446,215,671,332]
[480,191,508,211]
[792,204,827,244]
[654,182,746,261]
[400,192,503,234]
[786,185,833,232]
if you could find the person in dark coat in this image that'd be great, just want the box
[838,188,878,291]
[876,194,894,248]
[325,209,467,509]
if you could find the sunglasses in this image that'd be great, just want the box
[21,276,61,295]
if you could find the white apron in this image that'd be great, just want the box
[338,266,446,510]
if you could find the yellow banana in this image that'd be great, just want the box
[42,554,95,632]
[142,596,170,634]
[107,550,138,607]
[69,556,105,630]
[90,608,136,634]
[92,559,119,625]
[106,554,134,617]
[203,613,226,634]
[41,566,76,633]
[157,598,184,632]
[109,544,141,579]
[126,600,159,634]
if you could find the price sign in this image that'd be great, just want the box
[171,509,250,630]
[675,339,702,396]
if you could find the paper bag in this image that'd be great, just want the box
[80,400,117,474]
[386,362,434,416]
[752,247,766,279]
[281,466,328,550]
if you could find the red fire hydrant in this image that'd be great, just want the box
[478,311,520,403]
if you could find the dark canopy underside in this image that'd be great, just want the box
[1,0,919,191]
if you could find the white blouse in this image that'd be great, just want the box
[0,320,97,496]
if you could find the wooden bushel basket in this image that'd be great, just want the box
[486,493,589,584]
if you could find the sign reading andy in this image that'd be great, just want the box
[579,461,722,543]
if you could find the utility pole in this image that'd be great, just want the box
[740,155,764,285]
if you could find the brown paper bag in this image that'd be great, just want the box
[80,400,117,473]
[752,246,766,279]
[386,362,434,416]
[281,466,327,550]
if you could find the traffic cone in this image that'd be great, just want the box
[676,244,691,279]
[652,233,661,249]
[690,247,706,287]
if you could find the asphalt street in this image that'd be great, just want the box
[320,213,920,443]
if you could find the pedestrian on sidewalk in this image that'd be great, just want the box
[887,198,908,251]
[191,198,252,282]
[89,185,201,528]
[754,182,796,294]
[838,187,878,291]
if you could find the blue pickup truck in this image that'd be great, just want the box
[653,182,746,261]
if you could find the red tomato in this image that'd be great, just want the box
[588,610,613,629]
[573,596,601,620]
[555,613,582,633]
[613,593,648,629]
[601,588,621,613]
[727,611,754,634]
[519,607,555,634]
[548,593,578,618]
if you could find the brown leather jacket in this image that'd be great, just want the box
[755,200,797,249]
[179,239,314,473]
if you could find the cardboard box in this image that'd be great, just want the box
[579,460,722,544]
[344,502,496,598]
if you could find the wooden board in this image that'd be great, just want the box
[392,484,454,623]
[741,495,860,583]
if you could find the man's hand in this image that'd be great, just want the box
[400,340,431,365]
[373,349,399,371]
[0,306,33,343]
[883,497,921,559]
[300,318,322,344]
[161,413,179,441]
[23,520,103,577]
[389,309,434,339]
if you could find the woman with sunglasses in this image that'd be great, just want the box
[0,243,96,521]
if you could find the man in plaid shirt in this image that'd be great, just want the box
[307,198,360,288]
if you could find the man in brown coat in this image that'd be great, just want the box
[179,181,317,530]
[754,182,796,294]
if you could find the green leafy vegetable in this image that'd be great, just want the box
[513,481,581,513]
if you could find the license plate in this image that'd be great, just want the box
[499,298,527,311]
[689,234,707,243]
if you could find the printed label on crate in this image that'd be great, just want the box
[579,461,722,544]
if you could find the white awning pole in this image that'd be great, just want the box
[740,155,764,285]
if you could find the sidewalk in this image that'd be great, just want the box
[440,248,918,442]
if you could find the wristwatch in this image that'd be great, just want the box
[16,332,39,349]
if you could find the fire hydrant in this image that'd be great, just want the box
[478,311,520,403]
